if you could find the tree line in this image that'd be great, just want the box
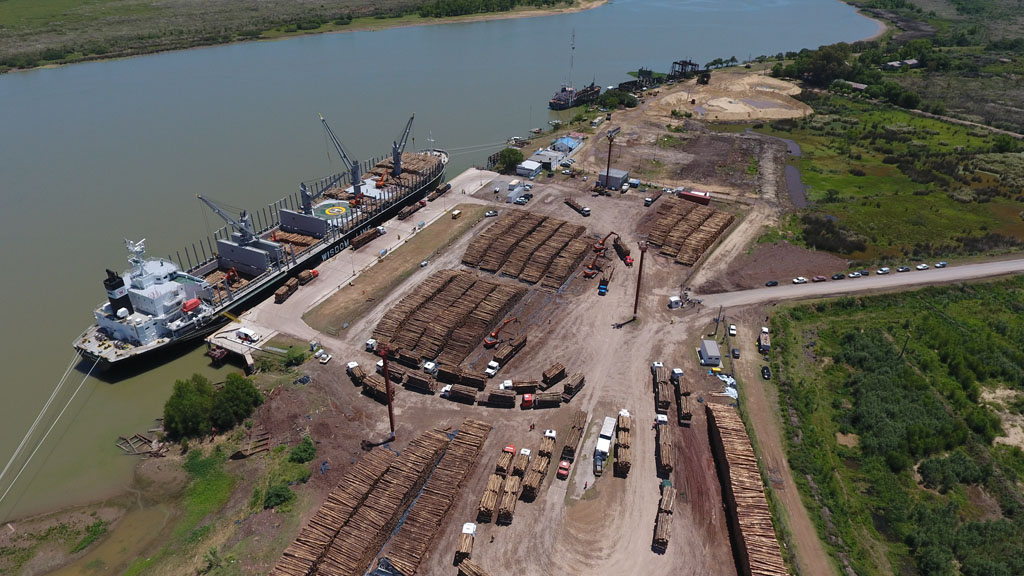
[418,0,568,18]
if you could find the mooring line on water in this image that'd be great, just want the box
[0,353,80,487]
[0,357,100,512]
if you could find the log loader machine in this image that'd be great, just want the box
[484,317,519,348]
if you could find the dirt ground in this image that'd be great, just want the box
[653,69,813,123]
[697,241,851,293]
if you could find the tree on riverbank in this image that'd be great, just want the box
[495,148,524,174]
[164,373,262,441]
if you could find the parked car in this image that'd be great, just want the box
[513,197,527,205]
[915,263,929,270]
[731,348,740,359]
[897,266,911,272]
[761,366,771,380]
[765,280,779,287]
[812,276,827,282]
[793,276,808,284]
[936,261,947,268]
[831,273,846,280]
[485,210,498,217]
[556,460,572,480]
[728,324,737,337]
[522,193,534,200]
[848,272,861,278]
[877,267,890,275]
[561,169,572,175]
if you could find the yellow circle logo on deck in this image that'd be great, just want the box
[324,206,347,216]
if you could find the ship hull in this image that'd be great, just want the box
[76,154,447,374]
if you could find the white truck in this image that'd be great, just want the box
[594,416,617,476]
[235,327,260,343]
[485,360,500,378]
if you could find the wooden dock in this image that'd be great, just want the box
[231,426,271,459]
[116,433,166,456]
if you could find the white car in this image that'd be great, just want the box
[728,324,737,337]
[936,261,947,268]
[916,263,929,270]
[561,169,572,175]
[876,267,890,275]
[485,210,499,217]
[318,353,332,364]
[793,276,808,284]
[848,271,862,278]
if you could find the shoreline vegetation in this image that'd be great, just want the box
[0,0,607,74]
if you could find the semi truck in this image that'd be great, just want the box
[593,416,617,476]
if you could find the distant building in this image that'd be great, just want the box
[902,59,920,68]
[884,60,903,70]
[598,168,629,189]
[529,150,565,170]
[551,136,583,153]
[847,81,868,92]
[699,340,722,366]
[516,160,543,178]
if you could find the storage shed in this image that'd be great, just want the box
[598,168,629,189]
[516,160,543,178]
[699,339,722,366]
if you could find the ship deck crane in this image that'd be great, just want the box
[392,114,415,178]
[483,317,519,348]
[197,195,256,244]
[319,114,364,204]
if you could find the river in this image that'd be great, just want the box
[0,0,877,522]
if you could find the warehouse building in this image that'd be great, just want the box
[516,160,543,178]
[699,339,722,366]
[598,168,629,190]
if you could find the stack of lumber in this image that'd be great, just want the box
[519,222,586,284]
[374,270,456,344]
[437,364,462,384]
[538,436,556,458]
[497,475,521,524]
[653,510,672,551]
[653,365,669,387]
[659,486,676,514]
[616,429,631,450]
[521,455,550,500]
[655,381,673,413]
[396,202,423,221]
[495,450,514,476]
[615,416,632,476]
[447,384,478,404]
[405,372,436,393]
[657,426,674,474]
[510,380,539,394]
[617,411,632,433]
[350,226,383,251]
[478,213,543,272]
[317,430,450,576]
[533,391,562,409]
[540,238,590,289]
[542,363,566,387]
[561,372,585,402]
[486,389,516,408]
[348,365,366,385]
[463,211,587,286]
[438,282,525,367]
[477,473,504,522]
[362,373,394,404]
[462,211,526,267]
[706,404,788,576]
[458,560,492,576]
[646,199,697,246]
[382,419,491,576]
[455,532,474,564]
[460,371,487,389]
[661,205,714,256]
[511,451,530,477]
[426,182,451,201]
[270,449,395,576]
[493,334,528,365]
[675,211,735,265]
[499,219,561,278]
[561,409,587,461]
[368,153,443,179]
[385,365,405,384]
[274,231,317,248]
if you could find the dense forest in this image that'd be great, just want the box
[418,0,569,18]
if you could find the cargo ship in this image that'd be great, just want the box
[548,82,601,111]
[74,115,447,369]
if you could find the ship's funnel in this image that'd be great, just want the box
[104,269,133,316]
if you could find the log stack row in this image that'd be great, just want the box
[706,404,788,576]
[561,410,588,461]
[486,388,516,408]
[499,218,562,278]
[382,419,491,576]
[647,198,697,246]
[540,238,590,290]
[659,486,676,514]
[447,384,479,404]
[477,473,504,522]
[511,450,530,477]
[653,509,672,551]
[561,372,585,402]
[655,381,673,414]
[533,391,562,409]
[405,371,437,393]
[497,475,521,524]
[463,210,587,287]
[538,436,556,458]
[458,560,492,576]
[477,213,545,272]
[615,418,632,477]
[362,373,394,404]
[541,363,566,388]
[675,211,735,265]
[317,430,451,576]
[645,198,735,266]
[492,333,527,365]
[656,425,674,474]
[660,205,714,256]
[270,450,395,576]
[521,454,550,501]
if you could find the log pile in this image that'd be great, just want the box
[436,364,462,384]
[561,372,585,402]
[348,365,366,386]
[497,475,521,524]
[653,510,672,551]
[655,381,673,414]
[493,333,527,365]
[510,380,539,394]
[463,210,586,286]
[661,205,713,256]
[612,235,631,260]
[460,371,487,390]
[477,473,504,522]
[458,560,492,576]
[561,410,587,461]
[511,451,529,477]
[676,211,735,265]
[385,365,405,384]
[455,533,474,564]
[533,391,562,409]
[270,449,395,576]
[657,426,674,474]
[653,365,669,387]
[447,384,478,404]
[615,417,632,477]
[706,404,788,576]
[405,372,437,393]
[538,436,556,458]
[542,363,566,387]
[372,270,525,367]
[521,455,550,500]
[659,486,676,514]
[647,199,696,246]
[541,238,590,289]
[486,389,516,408]
[317,430,450,576]
[644,197,735,266]
[617,411,632,433]
[362,373,394,404]
[495,450,513,476]
[382,419,491,576]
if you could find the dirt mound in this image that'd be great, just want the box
[698,241,848,293]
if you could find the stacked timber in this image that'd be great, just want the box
[478,213,544,272]
[350,226,383,250]
[657,426,674,474]
[495,450,514,476]
[373,270,456,344]
[655,381,673,414]
[458,560,492,576]
[661,205,713,256]
[612,235,631,261]
[521,455,550,500]
[533,391,562,409]
[318,430,450,576]
[455,532,474,564]
[270,449,395,576]
[561,410,587,461]
[675,211,735,265]
[653,365,669,387]
[447,384,478,404]
[616,429,631,450]
[426,182,451,201]
[437,364,462,384]
[538,436,556,458]
[396,202,423,221]
[492,343,514,365]
[653,510,672,551]
[540,238,590,289]
[362,373,394,404]
[561,372,585,402]
[385,365,406,384]
[462,211,526,267]
[405,372,437,393]
[497,475,521,524]
[659,486,676,514]
[706,404,788,576]
[617,412,632,433]
[486,389,516,408]
[614,446,631,477]
[542,363,566,387]
[646,199,696,247]
[460,371,488,390]
[500,219,561,278]
[382,420,491,576]
[477,473,504,522]
[510,380,538,394]
[511,451,530,477]
[519,222,585,284]
[348,365,366,385]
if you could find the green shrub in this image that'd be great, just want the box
[263,484,295,509]
[289,436,317,464]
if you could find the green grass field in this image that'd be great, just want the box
[771,278,1024,575]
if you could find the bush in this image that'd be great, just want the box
[495,148,524,174]
[263,484,295,509]
[283,347,307,367]
[289,436,317,463]
[164,373,261,440]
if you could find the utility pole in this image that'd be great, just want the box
[633,241,647,320]
[604,127,620,191]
